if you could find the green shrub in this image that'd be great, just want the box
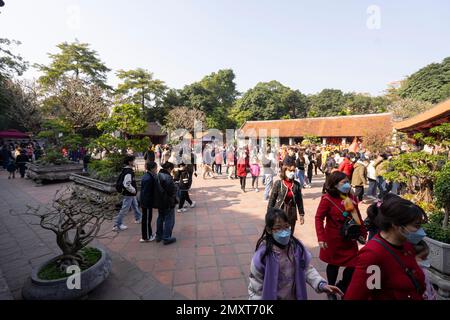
[423,211,450,244]
[36,148,70,165]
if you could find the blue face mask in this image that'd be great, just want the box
[273,229,291,246]
[337,182,351,194]
[402,227,426,245]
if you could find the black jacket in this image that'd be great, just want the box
[295,157,305,171]
[144,150,155,163]
[156,169,178,209]
[173,168,192,191]
[140,171,156,209]
[15,154,29,166]
[268,179,305,216]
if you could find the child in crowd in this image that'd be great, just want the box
[250,157,261,192]
[248,207,343,300]
[414,240,437,300]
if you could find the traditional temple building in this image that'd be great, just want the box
[394,99,450,136]
[240,113,393,145]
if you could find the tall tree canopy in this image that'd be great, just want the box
[398,56,450,104]
[0,38,28,80]
[307,89,350,117]
[35,40,111,89]
[115,68,167,119]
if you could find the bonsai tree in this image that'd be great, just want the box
[37,118,83,164]
[435,162,450,227]
[383,151,446,203]
[25,187,116,275]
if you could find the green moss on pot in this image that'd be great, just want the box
[38,247,102,280]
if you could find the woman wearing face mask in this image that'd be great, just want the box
[268,165,305,233]
[249,208,343,300]
[345,193,427,300]
[315,171,367,299]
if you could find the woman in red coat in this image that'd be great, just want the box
[315,171,366,298]
[345,194,427,300]
[236,149,250,192]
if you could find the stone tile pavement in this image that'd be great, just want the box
[0,167,369,300]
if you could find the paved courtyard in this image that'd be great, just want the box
[0,167,369,300]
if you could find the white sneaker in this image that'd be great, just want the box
[134,219,141,224]
[181,208,187,212]
[255,188,259,192]
[140,238,150,243]
[190,201,196,208]
[177,209,182,213]
[183,203,188,208]
[113,224,128,231]
[149,234,156,241]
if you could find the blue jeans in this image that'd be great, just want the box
[367,178,377,197]
[114,196,142,227]
[262,174,273,200]
[390,182,400,195]
[297,169,305,187]
[156,208,175,241]
[376,176,388,199]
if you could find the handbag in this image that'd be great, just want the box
[324,196,361,241]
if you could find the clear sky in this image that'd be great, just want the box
[1,0,449,96]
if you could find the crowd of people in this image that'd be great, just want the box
[0,141,43,179]
[2,137,438,300]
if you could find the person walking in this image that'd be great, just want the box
[226,147,235,179]
[282,147,296,167]
[374,154,389,199]
[237,150,250,192]
[338,153,354,180]
[140,161,158,242]
[315,150,322,175]
[345,194,427,300]
[351,156,367,202]
[261,151,275,201]
[268,165,305,233]
[366,156,377,200]
[306,151,314,187]
[113,156,142,231]
[295,151,306,188]
[6,147,15,179]
[15,149,29,178]
[174,162,196,213]
[155,161,178,245]
[250,157,260,192]
[144,144,156,164]
[161,147,171,164]
[202,145,215,179]
[249,207,343,300]
[214,147,223,175]
[315,171,367,299]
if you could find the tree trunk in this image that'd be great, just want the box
[443,206,449,228]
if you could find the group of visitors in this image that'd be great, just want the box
[112,144,197,246]
[1,141,43,179]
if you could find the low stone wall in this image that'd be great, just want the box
[27,163,84,184]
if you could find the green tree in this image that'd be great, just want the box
[307,89,350,117]
[92,103,149,155]
[342,94,389,115]
[232,81,291,122]
[115,68,167,119]
[398,56,450,104]
[35,40,111,89]
[281,89,308,118]
[0,38,28,79]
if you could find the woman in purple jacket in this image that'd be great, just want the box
[248,208,343,300]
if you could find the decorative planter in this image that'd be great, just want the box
[424,236,450,275]
[22,247,112,300]
[425,268,450,300]
[69,173,141,204]
[26,163,83,184]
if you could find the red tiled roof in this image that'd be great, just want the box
[394,99,450,132]
[240,113,393,138]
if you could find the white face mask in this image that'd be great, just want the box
[418,259,431,268]
[286,171,295,180]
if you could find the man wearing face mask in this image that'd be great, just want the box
[268,165,306,233]
[346,193,427,300]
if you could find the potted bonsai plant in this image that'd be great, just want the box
[22,187,116,300]
[423,162,450,275]
[27,119,83,184]
[70,103,148,199]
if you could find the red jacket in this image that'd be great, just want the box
[345,233,425,300]
[236,156,249,177]
[338,158,354,178]
[315,194,366,267]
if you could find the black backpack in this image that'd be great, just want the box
[115,168,131,193]
[152,173,169,209]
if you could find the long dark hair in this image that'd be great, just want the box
[367,193,427,231]
[255,208,303,262]
[324,171,348,198]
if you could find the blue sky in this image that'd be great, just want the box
[1,0,449,96]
